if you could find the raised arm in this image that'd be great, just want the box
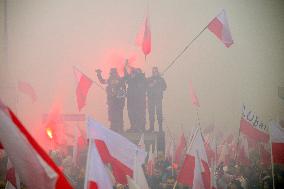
[95,69,107,84]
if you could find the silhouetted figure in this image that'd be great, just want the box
[147,67,166,132]
[124,61,147,132]
[96,68,126,132]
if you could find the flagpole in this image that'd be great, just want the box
[162,24,208,75]
[75,66,105,91]
[268,121,276,189]
[195,107,201,128]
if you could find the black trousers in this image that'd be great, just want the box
[108,97,125,132]
[148,97,163,131]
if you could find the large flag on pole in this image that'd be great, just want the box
[270,121,284,164]
[0,102,73,189]
[84,136,113,189]
[207,9,233,48]
[73,67,93,111]
[87,117,147,184]
[177,128,210,189]
[136,15,151,59]
[17,81,37,102]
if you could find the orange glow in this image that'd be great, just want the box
[46,128,53,139]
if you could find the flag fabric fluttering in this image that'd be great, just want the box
[136,15,151,59]
[5,159,20,189]
[240,117,269,143]
[177,128,210,189]
[270,121,284,164]
[0,103,73,189]
[73,67,93,111]
[133,151,150,189]
[17,81,37,102]
[174,133,186,165]
[87,117,147,184]
[84,136,113,189]
[192,151,205,189]
[189,81,200,108]
[207,9,233,48]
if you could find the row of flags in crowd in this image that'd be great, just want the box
[1,98,284,189]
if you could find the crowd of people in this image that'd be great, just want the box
[96,60,167,133]
[1,139,284,189]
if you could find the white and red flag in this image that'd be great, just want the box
[0,102,73,189]
[136,15,151,58]
[177,128,210,189]
[174,133,186,165]
[84,136,113,189]
[240,117,269,143]
[5,159,20,189]
[270,121,284,164]
[189,81,200,107]
[146,144,155,176]
[192,151,205,189]
[87,117,147,184]
[207,9,233,48]
[17,81,37,102]
[73,67,93,111]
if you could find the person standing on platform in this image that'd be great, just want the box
[124,60,147,132]
[147,67,167,132]
[95,68,126,132]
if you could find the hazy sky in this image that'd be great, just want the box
[0,0,283,142]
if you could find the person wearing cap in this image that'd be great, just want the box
[95,68,126,132]
[147,67,167,132]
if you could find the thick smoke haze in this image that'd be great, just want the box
[0,0,283,147]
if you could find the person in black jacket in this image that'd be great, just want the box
[95,68,126,132]
[124,61,147,132]
[147,67,167,132]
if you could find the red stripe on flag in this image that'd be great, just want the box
[208,17,223,41]
[272,143,284,164]
[95,139,132,184]
[88,181,98,189]
[240,118,269,142]
[7,109,73,189]
[177,155,195,186]
[6,167,16,187]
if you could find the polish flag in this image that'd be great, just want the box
[192,151,205,189]
[207,9,233,48]
[0,103,73,189]
[5,159,20,189]
[189,81,200,107]
[18,81,37,102]
[133,152,150,189]
[136,15,151,58]
[87,117,147,184]
[270,121,284,164]
[174,133,186,165]
[240,118,269,143]
[146,144,155,176]
[84,137,113,189]
[177,128,210,189]
[73,67,93,111]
